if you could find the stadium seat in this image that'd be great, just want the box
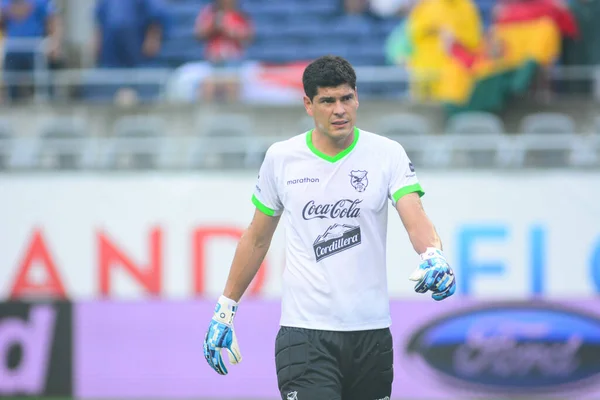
[160,0,398,67]
[567,115,600,167]
[377,113,432,167]
[444,112,507,167]
[377,113,431,136]
[517,112,577,167]
[519,112,576,135]
[446,112,505,135]
[100,116,171,170]
[188,113,265,169]
[0,119,13,170]
[36,116,93,170]
[594,115,600,135]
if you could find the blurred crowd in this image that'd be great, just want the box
[381,0,600,113]
[0,0,597,111]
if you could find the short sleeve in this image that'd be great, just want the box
[388,142,425,206]
[251,146,283,216]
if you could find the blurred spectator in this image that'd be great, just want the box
[370,0,416,17]
[194,0,253,102]
[0,0,63,102]
[428,0,579,114]
[94,0,168,68]
[492,0,579,101]
[344,0,369,14]
[385,19,414,66]
[560,0,600,95]
[402,0,483,100]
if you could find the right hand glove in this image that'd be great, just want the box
[203,295,243,375]
[409,247,456,301]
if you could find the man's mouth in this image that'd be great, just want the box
[332,120,348,127]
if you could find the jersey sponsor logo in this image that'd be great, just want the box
[302,199,362,220]
[287,177,319,185]
[350,170,369,192]
[313,223,361,262]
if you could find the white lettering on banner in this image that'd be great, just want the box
[0,173,598,299]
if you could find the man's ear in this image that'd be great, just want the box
[303,95,313,117]
[355,86,359,108]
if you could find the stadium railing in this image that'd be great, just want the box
[0,56,598,104]
[1,132,598,171]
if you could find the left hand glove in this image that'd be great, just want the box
[409,247,456,301]
[203,295,243,375]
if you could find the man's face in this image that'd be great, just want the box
[304,84,359,142]
[217,0,236,9]
[9,0,33,19]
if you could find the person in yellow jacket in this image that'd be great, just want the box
[406,0,483,100]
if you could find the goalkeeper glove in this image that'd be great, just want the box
[409,247,456,301]
[203,295,242,375]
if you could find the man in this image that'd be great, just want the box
[94,0,168,68]
[194,0,254,102]
[1,0,63,101]
[203,55,456,399]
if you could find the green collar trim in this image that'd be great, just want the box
[306,127,360,163]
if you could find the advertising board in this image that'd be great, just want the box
[1,172,599,300]
[0,301,72,397]
[73,299,600,399]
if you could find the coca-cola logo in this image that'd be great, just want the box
[405,303,600,394]
[302,199,362,220]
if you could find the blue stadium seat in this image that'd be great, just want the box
[159,0,426,67]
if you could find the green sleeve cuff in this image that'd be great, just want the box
[392,183,425,203]
[252,194,277,216]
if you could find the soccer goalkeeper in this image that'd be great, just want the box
[203,55,456,400]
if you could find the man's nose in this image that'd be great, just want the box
[333,101,345,115]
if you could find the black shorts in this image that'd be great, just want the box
[275,326,394,400]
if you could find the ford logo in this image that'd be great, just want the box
[405,302,600,393]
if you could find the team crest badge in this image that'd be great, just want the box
[287,391,298,400]
[350,170,368,192]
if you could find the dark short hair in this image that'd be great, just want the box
[302,55,357,101]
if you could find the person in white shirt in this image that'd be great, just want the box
[203,55,456,400]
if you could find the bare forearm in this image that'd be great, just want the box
[397,193,443,255]
[407,218,442,254]
[222,232,270,302]
[47,16,63,42]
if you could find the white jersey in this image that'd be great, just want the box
[252,127,424,331]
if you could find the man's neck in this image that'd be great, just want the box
[312,128,355,158]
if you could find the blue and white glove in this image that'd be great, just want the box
[203,295,242,375]
[409,247,456,301]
